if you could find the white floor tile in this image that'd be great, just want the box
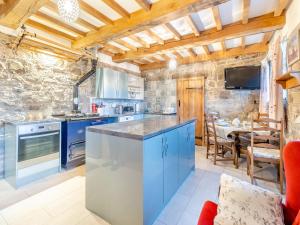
[0,146,280,225]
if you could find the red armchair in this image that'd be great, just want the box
[197,141,300,225]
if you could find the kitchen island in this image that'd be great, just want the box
[86,116,196,225]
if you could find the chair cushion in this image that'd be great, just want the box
[209,137,234,145]
[197,201,218,225]
[214,174,284,225]
[247,146,280,159]
[284,141,300,225]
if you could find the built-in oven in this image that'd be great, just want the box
[5,121,61,188]
[18,124,60,169]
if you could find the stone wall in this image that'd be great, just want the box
[0,35,86,178]
[143,53,265,119]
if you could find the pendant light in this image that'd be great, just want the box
[57,0,80,23]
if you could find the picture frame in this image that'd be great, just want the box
[287,27,300,66]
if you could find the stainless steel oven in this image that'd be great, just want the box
[18,123,60,168]
[5,121,61,188]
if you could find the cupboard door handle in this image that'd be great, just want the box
[165,144,168,157]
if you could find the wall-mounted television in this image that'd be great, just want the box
[224,66,261,90]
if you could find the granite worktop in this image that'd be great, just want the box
[87,115,195,140]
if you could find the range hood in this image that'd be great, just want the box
[73,59,97,111]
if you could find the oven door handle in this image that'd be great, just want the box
[19,132,60,140]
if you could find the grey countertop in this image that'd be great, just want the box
[87,115,195,140]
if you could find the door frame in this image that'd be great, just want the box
[176,76,205,145]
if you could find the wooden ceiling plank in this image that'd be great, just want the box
[129,35,150,48]
[104,43,126,54]
[33,11,86,37]
[112,13,285,62]
[146,29,164,45]
[185,15,200,36]
[25,19,77,41]
[202,45,210,55]
[140,43,268,71]
[188,48,197,57]
[23,39,80,57]
[162,23,181,40]
[134,0,151,11]
[72,0,229,49]
[0,0,48,29]
[274,0,290,16]
[173,51,183,59]
[242,0,250,24]
[101,0,130,18]
[99,48,115,56]
[25,35,83,55]
[79,0,113,25]
[114,39,138,51]
[241,36,246,48]
[262,31,274,44]
[212,6,222,30]
[44,2,99,31]
[221,40,226,51]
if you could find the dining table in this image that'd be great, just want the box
[214,123,270,158]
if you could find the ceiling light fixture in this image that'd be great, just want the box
[57,0,80,23]
[168,58,177,70]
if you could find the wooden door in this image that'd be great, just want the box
[177,77,204,145]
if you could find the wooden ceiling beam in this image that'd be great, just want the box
[146,29,164,45]
[101,0,130,18]
[162,23,181,40]
[274,0,290,16]
[79,0,113,25]
[188,48,197,57]
[242,0,250,24]
[112,13,285,62]
[44,1,98,31]
[220,40,226,51]
[134,0,151,11]
[104,43,126,54]
[140,43,268,71]
[72,0,229,49]
[202,45,210,55]
[33,11,86,37]
[173,51,183,59]
[0,0,48,29]
[25,19,77,41]
[262,31,274,45]
[114,39,138,51]
[241,36,246,48]
[212,6,222,30]
[185,15,200,36]
[129,35,150,48]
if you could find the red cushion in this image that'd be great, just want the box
[197,201,218,225]
[292,210,300,225]
[284,141,300,225]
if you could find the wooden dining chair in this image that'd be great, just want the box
[247,117,284,193]
[205,115,237,167]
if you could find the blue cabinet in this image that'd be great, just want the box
[143,122,194,225]
[178,121,196,185]
[143,134,164,225]
[163,128,179,204]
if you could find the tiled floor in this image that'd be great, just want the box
[0,146,279,225]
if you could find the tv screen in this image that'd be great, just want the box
[224,66,261,90]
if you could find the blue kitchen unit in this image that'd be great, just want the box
[85,116,195,225]
[61,117,117,168]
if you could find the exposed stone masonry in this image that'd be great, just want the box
[0,35,87,178]
[143,54,264,120]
